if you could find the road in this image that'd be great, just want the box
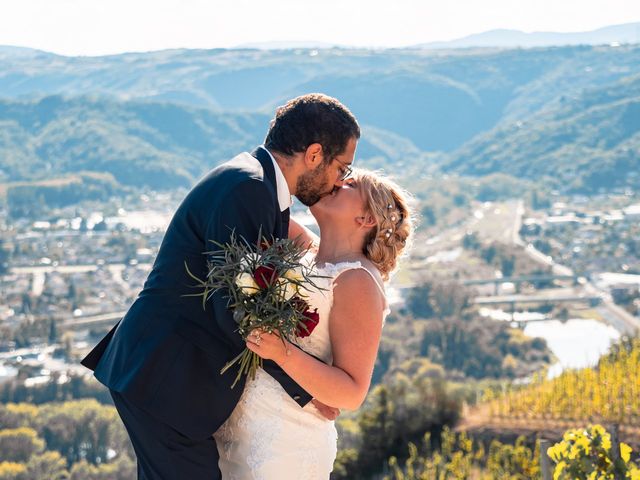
[11,263,152,275]
[60,311,125,330]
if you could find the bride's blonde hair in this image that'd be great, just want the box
[352,169,413,281]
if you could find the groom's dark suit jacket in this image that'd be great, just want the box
[81,147,312,439]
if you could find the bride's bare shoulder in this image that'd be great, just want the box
[333,263,384,301]
[358,258,384,283]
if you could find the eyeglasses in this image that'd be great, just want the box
[333,158,353,181]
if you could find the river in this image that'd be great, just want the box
[479,307,621,378]
[523,319,620,378]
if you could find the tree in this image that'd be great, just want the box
[420,205,437,226]
[0,462,28,480]
[61,332,74,361]
[530,189,550,210]
[333,448,358,480]
[69,456,135,480]
[406,283,434,318]
[0,404,38,429]
[67,282,77,301]
[428,282,471,320]
[0,428,45,463]
[36,400,120,465]
[25,452,68,480]
[48,318,58,343]
[408,280,473,374]
[357,385,396,477]
[453,194,467,207]
[0,241,9,275]
[481,245,497,264]
[500,255,516,277]
[20,294,32,316]
[462,232,480,250]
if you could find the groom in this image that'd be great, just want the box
[81,93,360,479]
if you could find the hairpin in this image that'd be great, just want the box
[387,204,393,210]
[385,229,392,238]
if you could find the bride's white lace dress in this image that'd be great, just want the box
[213,260,388,480]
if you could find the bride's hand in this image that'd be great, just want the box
[311,399,340,421]
[246,329,291,365]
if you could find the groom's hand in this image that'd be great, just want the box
[312,399,340,421]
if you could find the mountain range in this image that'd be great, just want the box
[0,41,638,194]
[2,23,638,55]
[417,22,640,49]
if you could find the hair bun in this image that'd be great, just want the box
[354,170,413,281]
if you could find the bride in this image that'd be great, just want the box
[213,168,413,479]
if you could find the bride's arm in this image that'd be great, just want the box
[288,217,319,251]
[246,269,384,411]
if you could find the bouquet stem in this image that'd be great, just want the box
[220,348,263,389]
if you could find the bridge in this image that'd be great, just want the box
[473,290,603,327]
[473,291,601,307]
[463,274,580,294]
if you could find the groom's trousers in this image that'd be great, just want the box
[110,390,221,479]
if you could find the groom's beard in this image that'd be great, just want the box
[296,165,332,207]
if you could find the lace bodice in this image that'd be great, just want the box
[213,259,388,479]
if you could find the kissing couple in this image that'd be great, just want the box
[82,93,413,479]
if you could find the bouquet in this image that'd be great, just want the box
[185,230,324,388]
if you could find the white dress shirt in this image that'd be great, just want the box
[260,145,293,212]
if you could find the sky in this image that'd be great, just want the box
[0,0,638,56]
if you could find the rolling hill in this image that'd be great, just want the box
[443,73,640,191]
[0,95,426,189]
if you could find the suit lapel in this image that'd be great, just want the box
[281,208,290,239]
[251,147,289,239]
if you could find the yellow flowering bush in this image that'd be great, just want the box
[547,424,640,479]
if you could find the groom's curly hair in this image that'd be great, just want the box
[264,93,360,163]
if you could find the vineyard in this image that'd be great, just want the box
[478,337,640,436]
[384,424,640,479]
[384,428,541,479]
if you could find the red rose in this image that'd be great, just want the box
[296,309,320,338]
[253,265,278,289]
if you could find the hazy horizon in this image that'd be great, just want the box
[0,0,638,56]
